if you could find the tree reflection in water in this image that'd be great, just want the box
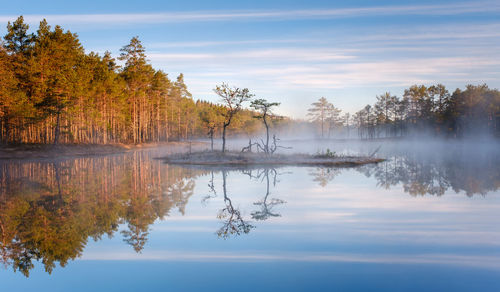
[201,171,217,206]
[308,167,341,187]
[0,153,203,276]
[215,170,254,239]
[247,168,286,221]
[203,168,287,238]
[355,148,500,197]
[1,146,498,277]
[304,144,499,197]
[0,155,288,276]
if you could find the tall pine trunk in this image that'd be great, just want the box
[54,111,61,144]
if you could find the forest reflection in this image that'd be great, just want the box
[308,151,499,196]
[356,148,500,196]
[0,155,287,277]
[0,148,498,277]
[0,153,205,277]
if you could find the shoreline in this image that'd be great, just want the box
[0,142,202,160]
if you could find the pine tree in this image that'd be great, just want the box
[307,97,332,139]
[119,37,155,143]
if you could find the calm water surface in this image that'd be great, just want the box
[0,142,499,291]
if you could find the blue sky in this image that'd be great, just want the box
[1,0,499,118]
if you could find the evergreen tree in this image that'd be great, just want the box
[307,97,332,138]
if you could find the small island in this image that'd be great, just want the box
[163,151,384,167]
[163,86,384,168]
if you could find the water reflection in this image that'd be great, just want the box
[216,170,254,239]
[0,145,499,278]
[308,167,341,187]
[248,168,286,221]
[0,155,290,276]
[202,168,286,238]
[354,148,500,196]
[0,153,204,276]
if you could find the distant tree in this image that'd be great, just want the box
[250,98,280,153]
[359,104,376,139]
[326,103,342,138]
[374,92,397,137]
[428,84,450,133]
[307,97,332,138]
[404,85,433,129]
[213,83,253,152]
[342,113,351,138]
[448,84,500,136]
[395,96,408,136]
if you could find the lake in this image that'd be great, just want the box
[0,141,499,291]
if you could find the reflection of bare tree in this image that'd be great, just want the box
[201,171,217,205]
[216,171,254,239]
[308,167,341,187]
[251,168,285,221]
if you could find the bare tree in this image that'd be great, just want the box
[250,99,280,153]
[214,83,253,152]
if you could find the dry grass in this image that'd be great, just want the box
[163,151,384,167]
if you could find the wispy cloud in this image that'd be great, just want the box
[151,51,500,89]
[148,48,356,63]
[142,22,500,53]
[0,1,499,25]
[147,39,312,49]
[81,250,500,270]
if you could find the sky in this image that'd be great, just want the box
[1,0,499,118]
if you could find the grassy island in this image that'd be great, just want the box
[162,151,385,167]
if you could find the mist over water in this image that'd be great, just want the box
[0,139,499,291]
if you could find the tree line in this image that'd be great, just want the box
[307,84,500,139]
[2,16,499,145]
[353,84,500,139]
[0,16,272,145]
